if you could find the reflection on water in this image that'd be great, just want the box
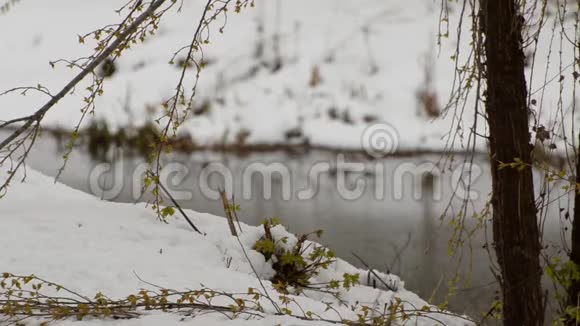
[22,134,569,320]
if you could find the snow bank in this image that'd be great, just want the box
[0,0,480,153]
[0,167,472,325]
[1,1,576,155]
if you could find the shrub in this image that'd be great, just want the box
[253,218,338,293]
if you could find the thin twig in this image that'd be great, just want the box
[158,181,203,234]
[352,252,398,292]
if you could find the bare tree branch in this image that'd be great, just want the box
[0,0,168,152]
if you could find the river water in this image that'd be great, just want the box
[23,135,570,321]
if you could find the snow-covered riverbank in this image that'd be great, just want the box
[2,0,577,156]
[0,0,475,154]
[0,167,472,325]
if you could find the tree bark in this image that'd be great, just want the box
[566,136,580,324]
[482,0,545,324]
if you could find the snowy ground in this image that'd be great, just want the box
[1,1,577,154]
[0,0,474,153]
[0,167,473,325]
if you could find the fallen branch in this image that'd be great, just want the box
[352,252,399,292]
[157,181,203,235]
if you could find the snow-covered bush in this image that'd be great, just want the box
[253,218,359,295]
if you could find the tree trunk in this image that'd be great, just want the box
[566,136,580,323]
[482,0,545,324]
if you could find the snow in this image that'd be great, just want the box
[0,167,473,325]
[0,1,577,154]
[0,0,479,153]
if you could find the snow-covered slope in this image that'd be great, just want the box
[0,0,478,153]
[1,1,577,154]
[0,167,472,325]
